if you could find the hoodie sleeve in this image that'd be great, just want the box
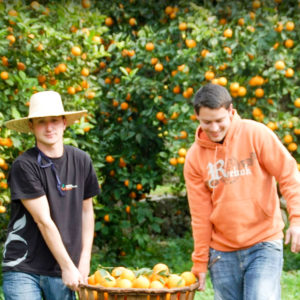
[184,150,213,273]
[256,124,300,226]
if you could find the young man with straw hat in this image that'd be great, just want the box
[2,91,100,300]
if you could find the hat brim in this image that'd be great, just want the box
[5,110,87,133]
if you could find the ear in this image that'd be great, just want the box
[228,104,233,116]
[63,117,67,130]
[28,120,34,132]
[194,108,201,121]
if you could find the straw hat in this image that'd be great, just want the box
[5,91,87,133]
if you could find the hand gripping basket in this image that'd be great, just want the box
[78,282,199,300]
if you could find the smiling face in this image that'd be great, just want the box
[197,105,233,142]
[30,116,66,149]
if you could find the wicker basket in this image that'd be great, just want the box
[78,282,199,300]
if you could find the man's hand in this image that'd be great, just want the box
[62,265,84,291]
[197,272,207,291]
[285,226,300,253]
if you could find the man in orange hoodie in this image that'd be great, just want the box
[184,83,300,299]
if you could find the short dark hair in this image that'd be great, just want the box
[193,83,232,115]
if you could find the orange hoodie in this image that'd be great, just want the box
[184,110,300,274]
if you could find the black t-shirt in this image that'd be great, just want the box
[2,145,100,277]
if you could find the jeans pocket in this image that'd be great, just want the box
[261,239,283,252]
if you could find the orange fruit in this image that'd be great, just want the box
[132,276,150,288]
[223,28,233,38]
[177,157,185,164]
[166,274,185,288]
[201,49,210,57]
[112,266,126,278]
[230,82,240,92]
[156,112,165,121]
[88,274,96,285]
[8,9,18,16]
[104,214,110,222]
[116,278,133,288]
[0,206,6,213]
[136,183,143,191]
[36,43,44,51]
[151,57,158,65]
[154,63,163,72]
[252,0,261,9]
[181,272,197,286]
[2,56,9,66]
[145,42,155,51]
[255,88,264,98]
[6,34,16,44]
[102,275,116,287]
[180,130,188,139]
[82,0,91,8]
[223,47,232,55]
[169,158,178,166]
[81,67,89,77]
[173,85,181,94]
[129,17,137,26]
[86,91,95,99]
[284,39,294,48]
[294,128,300,135]
[285,21,295,31]
[178,148,187,157]
[105,155,115,163]
[71,46,82,56]
[67,86,76,95]
[165,6,173,15]
[288,142,297,152]
[178,22,187,31]
[105,17,114,27]
[120,102,129,110]
[275,60,285,70]
[294,98,300,108]
[238,18,245,26]
[153,263,169,275]
[238,86,247,97]
[285,68,294,78]
[283,134,293,144]
[170,112,179,119]
[185,39,196,48]
[267,122,277,131]
[94,269,110,284]
[120,269,136,281]
[150,280,164,289]
[58,63,67,72]
[1,71,9,80]
[17,62,26,70]
[252,107,263,118]
[205,71,215,81]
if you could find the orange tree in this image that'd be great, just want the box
[0,0,299,259]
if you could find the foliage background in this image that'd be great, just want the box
[0,0,300,271]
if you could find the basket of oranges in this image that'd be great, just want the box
[78,263,199,300]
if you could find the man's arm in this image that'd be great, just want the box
[77,197,94,281]
[21,195,83,291]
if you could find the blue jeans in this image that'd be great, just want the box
[209,240,283,300]
[2,271,76,300]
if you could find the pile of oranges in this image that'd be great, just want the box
[87,263,197,289]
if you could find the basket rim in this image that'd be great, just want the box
[79,281,199,295]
